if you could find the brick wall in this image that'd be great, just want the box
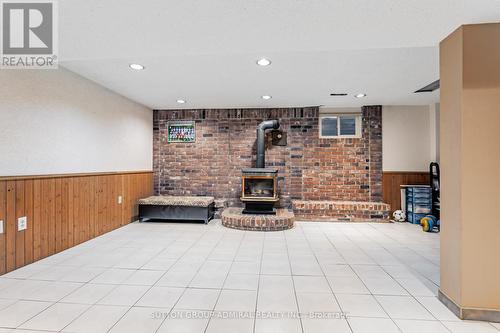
[153,106,383,208]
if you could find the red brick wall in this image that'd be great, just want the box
[153,106,382,207]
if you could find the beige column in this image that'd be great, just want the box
[439,23,500,322]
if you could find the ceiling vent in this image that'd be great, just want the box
[330,93,348,96]
[415,80,440,93]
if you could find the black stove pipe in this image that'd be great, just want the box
[256,119,280,168]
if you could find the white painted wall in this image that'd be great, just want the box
[0,67,153,176]
[382,105,437,172]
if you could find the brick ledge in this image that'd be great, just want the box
[222,207,295,231]
[292,200,390,222]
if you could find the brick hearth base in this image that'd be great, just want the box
[292,200,390,222]
[222,207,295,231]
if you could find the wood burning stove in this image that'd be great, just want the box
[241,168,278,214]
[241,119,280,214]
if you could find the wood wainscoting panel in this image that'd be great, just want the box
[382,171,430,212]
[5,181,16,272]
[0,171,153,275]
[0,182,6,275]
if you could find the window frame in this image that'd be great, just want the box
[319,113,362,139]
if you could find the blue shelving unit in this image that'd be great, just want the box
[403,185,432,224]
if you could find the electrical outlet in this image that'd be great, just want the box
[0,220,4,234]
[118,195,123,204]
[17,216,27,231]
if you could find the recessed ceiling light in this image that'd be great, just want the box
[261,95,272,100]
[176,99,186,104]
[129,63,145,70]
[256,58,272,66]
[354,93,366,98]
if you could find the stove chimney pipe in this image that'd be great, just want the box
[256,120,280,168]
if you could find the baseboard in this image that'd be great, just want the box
[438,289,500,322]
[437,290,462,318]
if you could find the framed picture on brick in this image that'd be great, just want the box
[167,121,196,143]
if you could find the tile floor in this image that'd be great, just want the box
[0,220,498,333]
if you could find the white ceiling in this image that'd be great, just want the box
[60,0,500,109]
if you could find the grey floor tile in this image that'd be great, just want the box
[97,285,150,306]
[223,273,259,290]
[296,292,341,313]
[62,304,129,333]
[206,317,254,333]
[157,311,210,333]
[60,283,116,304]
[136,286,184,308]
[175,288,220,311]
[0,222,460,332]
[19,303,89,331]
[336,294,387,318]
[302,318,351,333]
[215,290,257,312]
[254,318,302,333]
[0,300,53,328]
[327,275,370,294]
[395,319,450,333]
[376,295,434,320]
[107,306,165,333]
[348,317,400,333]
[293,276,331,293]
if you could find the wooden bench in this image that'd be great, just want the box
[138,196,215,224]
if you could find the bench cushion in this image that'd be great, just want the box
[138,196,215,207]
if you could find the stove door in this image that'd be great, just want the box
[243,177,275,198]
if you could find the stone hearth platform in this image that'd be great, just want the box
[222,207,295,231]
[292,200,390,222]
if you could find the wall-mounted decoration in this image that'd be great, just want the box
[168,121,196,143]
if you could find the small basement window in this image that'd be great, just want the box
[319,114,362,138]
